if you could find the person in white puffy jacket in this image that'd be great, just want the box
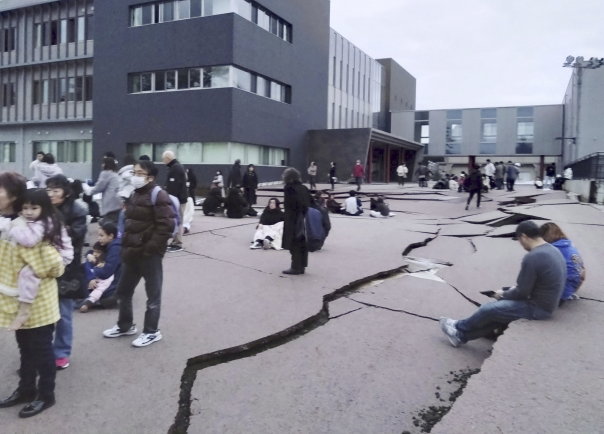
[117,154,137,200]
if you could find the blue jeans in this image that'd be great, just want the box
[456,299,551,343]
[54,298,74,359]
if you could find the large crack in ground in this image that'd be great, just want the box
[167,234,441,434]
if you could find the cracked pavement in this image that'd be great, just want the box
[0,183,602,434]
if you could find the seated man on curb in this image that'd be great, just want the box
[440,221,567,347]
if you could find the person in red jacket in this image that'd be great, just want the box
[352,160,365,192]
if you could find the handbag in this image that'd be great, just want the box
[295,214,306,240]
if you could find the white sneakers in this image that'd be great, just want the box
[439,317,462,348]
[103,325,162,348]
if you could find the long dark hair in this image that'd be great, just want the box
[23,188,64,248]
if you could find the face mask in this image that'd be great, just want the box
[131,176,149,190]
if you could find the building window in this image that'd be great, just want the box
[127,142,289,166]
[128,65,292,104]
[60,18,76,44]
[480,108,497,154]
[517,107,534,155]
[445,110,462,154]
[480,143,496,154]
[2,83,15,107]
[0,142,16,163]
[1,27,16,53]
[130,0,293,43]
[33,141,93,163]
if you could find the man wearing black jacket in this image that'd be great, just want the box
[162,151,188,252]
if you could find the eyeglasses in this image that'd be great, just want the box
[133,171,148,177]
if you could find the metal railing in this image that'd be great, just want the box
[566,152,604,180]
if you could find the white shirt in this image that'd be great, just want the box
[564,168,573,180]
[485,163,495,177]
[396,165,408,177]
[343,197,360,214]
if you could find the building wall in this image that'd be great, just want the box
[376,58,416,133]
[93,0,330,180]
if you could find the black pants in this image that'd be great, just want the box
[330,177,336,190]
[15,324,56,399]
[290,239,308,271]
[101,210,121,226]
[467,190,481,207]
[117,255,163,334]
[419,176,427,187]
[398,176,405,186]
[507,179,515,191]
[355,177,362,191]
[309,176,316,190]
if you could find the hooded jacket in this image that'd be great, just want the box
[228,163,242,188]
[203,187,224,215]
[551,239,584,300]
[118,164,135,199]
[92,238,122,298]
[89,170,122,216]
[224,189,248,219]
[282,181,310,250]
[56,198,88,299]
[260,199,284,226]
[122,182,176,261]
[33,163,63,188]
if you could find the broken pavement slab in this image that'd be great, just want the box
[439,223,492,237]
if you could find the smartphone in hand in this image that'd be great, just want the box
[480,290,497,298]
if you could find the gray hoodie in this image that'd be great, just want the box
[89,170,122,216]
[33,163,64,188]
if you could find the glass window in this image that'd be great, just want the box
[204,0,232,16]
[127,143,154,159]
[142,4,154,25]
[59,78,67,101]
[447,122,462,143]
[86,15,94,40]
[231,142,246,162]
[270,82,281,101]
[49,21,58,45]
[49,79,58,103]
[130,75,141,93]
[78,16,86,41]
[204,66,229,88]
[446,143,461,155]
[247,145,261,165]
[142,73,153,92]
[447,110,462,120]
[131,7,143,26]
[256,76,268,97]
[517,122,534,141]
[284,23,292,43]
[270,16,279,35]
[34,24,43,47]
[162,1,175,22]
[155,71,166,91]
[415,111,429,121]
[85,76,93,101]
[75,77,83,101]
[269,148,287,166]
[482,122,497,143]
[516,142,533,154]
[517,107,534,117]
[233,0,252,20]
[68,77,76,101]
[190,68,201,88]
[481,108,497,119]
[190,0,202,17]
[176,142,202,164]
[257,8,270,31]
[202,142,229,163]
[0,143,16,163]
[177,69,189,89]
[232,68,251,92]
[480,143,496,154]
[166,71,176,90]
[177,0,190,19]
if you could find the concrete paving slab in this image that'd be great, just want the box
[439,223,491,237]
[486,225,517,238]
[460,210,510,224]
[328,297,365,319]
[432,301,604,434]
[189,307,492,434]
[512,202,604,225]
[405,235,476,264]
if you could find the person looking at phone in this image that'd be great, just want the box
[439,221,567,347]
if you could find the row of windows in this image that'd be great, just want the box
[444,142,534,155]
[0,142,16,163]
[33,76,93,105]
[1,27,16,53]
[34,15,94,47]
[418,107,536,122]
[127,142,289,166]
[33,140,93,163]
[129,65,292,104]
[130,0,292,43]
[331,103,372,129]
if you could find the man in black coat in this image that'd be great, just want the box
[242,164,259,207]
[465,164,483,210]
[228,159,242,189]
[162,151,188,252]
[282,168,310,275]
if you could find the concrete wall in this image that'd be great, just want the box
[377,58,416,133]
[390,111,415,142]
[565,179,604,204]
[0,121,93,180]
[93,0,330,179]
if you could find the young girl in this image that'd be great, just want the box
[80,242,114,312]
[214,170,225,197]
[5,189,73,331]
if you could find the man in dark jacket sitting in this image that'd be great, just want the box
[103,160,175,348]
[162,151,188,252]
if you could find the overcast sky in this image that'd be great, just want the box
[330,0,603,110]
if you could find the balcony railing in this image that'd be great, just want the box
[566,152,604,180]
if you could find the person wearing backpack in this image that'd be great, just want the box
[162,151,188,253]
[102,160,175,348]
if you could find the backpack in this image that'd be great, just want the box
[305,207,325,242]
[151,186,180,238]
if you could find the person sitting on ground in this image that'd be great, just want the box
[80,242,113,313]
[481,173,490,193]
[449,176,459,190]
[370,197,395,218]
[534,177,544,189]
[224,187,248,219]
[326,193,342,214]
[202,183,224,216]
[251,198,284,250]
[439,221,567,347]
[343,190,363,216]
[307,195,331,252]
[314,191,326,208]
[539,222,585,304]
[458,172,467,193]
[433,176,449,190]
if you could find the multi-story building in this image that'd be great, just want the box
[392,105,564,181]
[0,0,422,187]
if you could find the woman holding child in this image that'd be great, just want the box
[0,172,66,418]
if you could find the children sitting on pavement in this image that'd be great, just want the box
[80,242,113,312]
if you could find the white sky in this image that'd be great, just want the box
[330,0,604,110]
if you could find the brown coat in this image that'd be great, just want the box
[121,182,176,262]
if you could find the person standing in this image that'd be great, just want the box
[228,159,242,189]
[103,160,175,347]
[307,162,317,190]
[484,159,495,185]
[213,170,225,197]
[82,157,122,225]
[465,164,483,210]
[29,151,45,174]
[495,162,505,190]
[282,168,310,275]
[242,164,259,209]
[415,164,429,187]
[117,154,137,200]
[396,163,408,186]
[0,172,67,418]
[32,154,63,188]
[506,163,520,192]
[544,163,556,190]
[329,162,337,190]
[46,175,88,370]
[352,160,365,192]
[162,151,188,253]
